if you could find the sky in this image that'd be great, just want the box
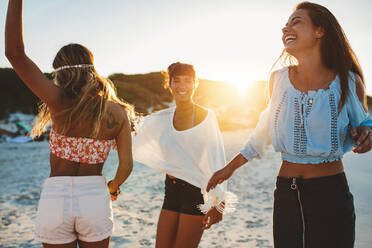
[1,0,372,95]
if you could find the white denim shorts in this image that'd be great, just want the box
[34,176,114,244]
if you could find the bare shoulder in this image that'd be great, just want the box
[196,104,209,117]
[195,105,210,126]
[107,101,127,114]
[105,101,128,130]
[353,73,368,111]
[353,73,365,95]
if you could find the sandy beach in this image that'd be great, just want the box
[0,129,371,248]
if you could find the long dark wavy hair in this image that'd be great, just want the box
[274,1,365,112]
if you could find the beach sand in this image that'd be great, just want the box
[0,129,371,247]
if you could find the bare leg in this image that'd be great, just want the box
[156,209,180,248]
[42,240,77,248]
[78,237,110,248]
[173,213,205,248]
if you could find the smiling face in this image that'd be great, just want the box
[282,9,323,57]
[169,75,195,102]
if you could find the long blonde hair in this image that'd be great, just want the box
[31,43,138,137]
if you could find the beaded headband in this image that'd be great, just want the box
[54,64,93,72]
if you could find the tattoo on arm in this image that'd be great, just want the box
[107,112,119,129]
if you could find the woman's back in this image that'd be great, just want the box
[49,101,126,177]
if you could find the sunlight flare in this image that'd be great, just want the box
[230,80,250,96]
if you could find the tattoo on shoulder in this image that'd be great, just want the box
[107,112,119,129]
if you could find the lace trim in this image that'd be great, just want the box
[274,90,288,132]
[329,93,338,155]
[293,97,307,155]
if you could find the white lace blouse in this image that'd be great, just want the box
[241,67,372,164]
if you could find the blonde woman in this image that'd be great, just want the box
[5,0,136,247]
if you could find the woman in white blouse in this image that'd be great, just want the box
[132,62,236,248]
[207,2,372,248]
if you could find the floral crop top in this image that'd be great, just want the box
[240,67,372,164]
[49,128,116,164]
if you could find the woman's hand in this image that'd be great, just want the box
[110,194,118,201]
[206,165,235,192]
[207,153,247,192]
[202,207,223,230]
[350,126,372,153]
[108,180,120,201]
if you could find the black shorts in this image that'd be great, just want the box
[161,175,205,216]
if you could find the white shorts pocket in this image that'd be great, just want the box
[36,196,64,232]
[76,193,113,239]
[78,193,112,219]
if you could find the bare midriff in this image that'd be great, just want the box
[49,153,104,177]
[278,159,344,179]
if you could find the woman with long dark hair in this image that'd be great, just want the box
[207,2,372,247]
[5,0,136,247]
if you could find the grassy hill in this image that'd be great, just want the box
[1,68,371,130]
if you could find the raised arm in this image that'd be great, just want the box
[5,0,61,110]
[207,71,276,192]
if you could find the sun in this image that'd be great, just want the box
[229,80,251,96]
[198,69,257,97]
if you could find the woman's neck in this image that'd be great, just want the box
[296,46,323,73]
[175,100,194,111]
[294,47,333,84]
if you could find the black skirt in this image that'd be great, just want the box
[273,172,355,248]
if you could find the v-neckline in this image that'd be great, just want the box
[171,107,208,133]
